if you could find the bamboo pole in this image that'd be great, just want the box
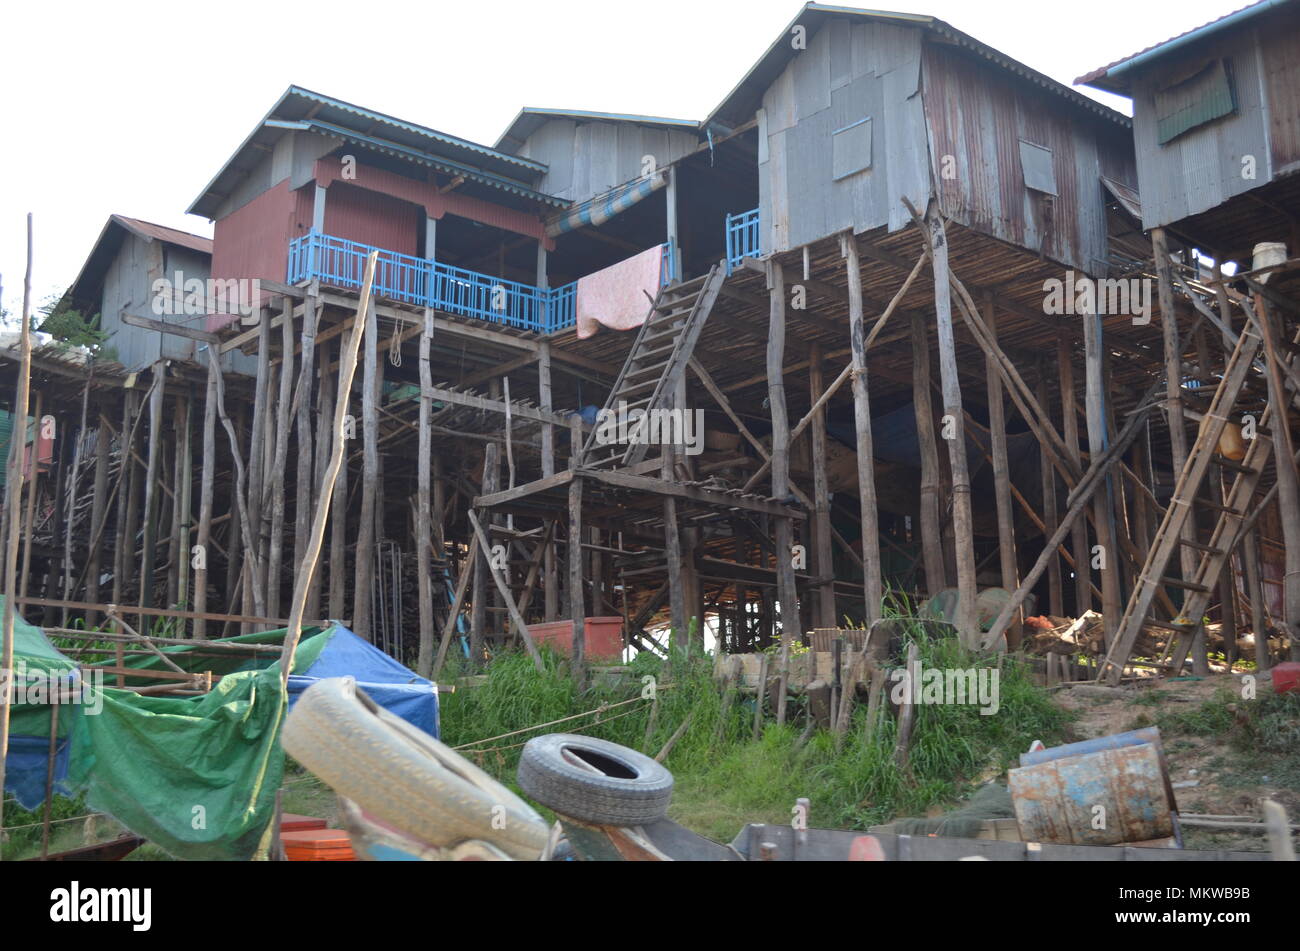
[279,252,377,682]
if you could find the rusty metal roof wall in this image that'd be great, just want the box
[923,42,1138,276]
[706,3,1131,133]
[1076,0,1292,94]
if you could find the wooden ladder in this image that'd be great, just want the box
[1100,315,1270,683]
[580,264,726,470]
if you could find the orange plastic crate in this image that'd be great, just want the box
[281,828,355,861]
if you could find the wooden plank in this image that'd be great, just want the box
[121,312,220,344]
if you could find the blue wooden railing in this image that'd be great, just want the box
[289,231,674,334]
[725,208,761,275]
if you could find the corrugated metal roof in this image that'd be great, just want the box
[1076,0,1293,94]
[112,215,212,255]
[494,107,700,155]
[704,3,1132,132]
[187,86,562,219]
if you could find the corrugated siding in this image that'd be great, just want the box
[519,118,698,204]
[100,233,162,370]
[211,178,297,327]
[1129,26,1271,230]
[922,42,1129,275]
[1262,25,1300,174]
[322,183,421,256]
[759,18,929,254]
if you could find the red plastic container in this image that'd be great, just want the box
[1272,661,1300,695]
[526,617,625,661]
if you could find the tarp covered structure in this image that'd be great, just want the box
[3,606,437,860]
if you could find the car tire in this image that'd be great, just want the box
[516,733,673,826]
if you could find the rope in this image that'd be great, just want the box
[458,704,647,756]
[451,690,667,751]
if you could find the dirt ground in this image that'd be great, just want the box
[1052,669,1299,853]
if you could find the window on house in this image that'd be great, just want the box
[1154,58,1236,144]
[832,117,872,180]
[1019,139,1057,196]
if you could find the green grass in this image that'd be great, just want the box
[439,618,1071,842]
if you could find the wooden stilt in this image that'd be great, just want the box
[767,258,801,721]
[911,311,945,596]
[539,341,558,623]
[18,392,43,601]
[352,298,379,640]
[1059,337,1090,615]
[416,308,436,678]
[985,294,1020,644]
[85,415,111,627]
[568,416,586,683]
[266,299,295,619]
[925,206,977,645]
[843,238,882,626]
[809,343,835,629]
[1036,360,1063,616]
[294,292,319,620]
[195,355,217,638]
[1083,303,1122,648]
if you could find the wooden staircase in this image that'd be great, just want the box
[580,264,726,470]
[1100,316,1270,682]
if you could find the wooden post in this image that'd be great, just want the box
[19,392,42,600]
[352,298,379,639]
[985,295,1020,642]
[1152,229,1199,597]
[85,415,111,626]
[843,238,883,626]
[809,343,835,629]
[175,393,194,619]
[1082,303,1121,648]
[0,214,36,845]
[568,416,586,683]
[328,338,348,620]
[926,206,977,645]
[295,293,319,621]
[1036,361,1063,616]
[1243,527,1270,671]
[137,367,165,609]
[1059,337,1090,615]
[661,394,687,649]
[416,308,436,678]
[1251,251,1300,661]
[471,442,496,665]
[246,300,271,619]
[768,259,802,707]
[266,298,295,619]
[195,355,217,638]
[911,311,945,596]
[539,340,558,622]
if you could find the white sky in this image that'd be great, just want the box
[0,0,1243,311]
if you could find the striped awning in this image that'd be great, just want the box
[546,174,666,237]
